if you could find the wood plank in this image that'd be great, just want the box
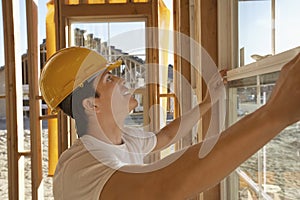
[26,0,43,199]
[179,0,193,147]
[173,0,180,119]
[201,0,220,199]
[2,0,25,199]
[61,2,152,18]
[55,0,70,154]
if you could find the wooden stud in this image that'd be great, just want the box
[179,0,193,147]
[54,0,70,154]
[26,1,43,199]
[2,0,25,199]
[147,0,159,132]
[201,1,220,199]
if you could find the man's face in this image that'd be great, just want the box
[92,71,138,117]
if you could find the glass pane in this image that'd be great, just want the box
[70,21,146,127]
[238,0,272,66]
[275,0,300,53]
[238,0,300,66]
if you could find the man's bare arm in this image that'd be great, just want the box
[153,100,211,151]
[153,70,227,151]
[100,54,300,200]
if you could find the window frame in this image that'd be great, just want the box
[218,0,300,199]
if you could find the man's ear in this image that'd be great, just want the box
[82,98,101,113]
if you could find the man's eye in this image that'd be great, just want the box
[106,75,113,82]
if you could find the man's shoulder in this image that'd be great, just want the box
[123,126,154,137]
[122,126,156,147]
[58,139,85,161]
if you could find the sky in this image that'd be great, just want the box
[1,0,300,67]
[0,0,48,67]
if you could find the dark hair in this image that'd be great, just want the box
[59,77,99,137]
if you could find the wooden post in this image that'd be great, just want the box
[147,0,159,132]
[174,0,193,147]
[201,0,220,199]
[2,0,25,199]
[26,0,44,199]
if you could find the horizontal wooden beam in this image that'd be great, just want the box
[19,151,31,157]
[61,3,152,18]
[159,93,175,98]
[39,114,58,120]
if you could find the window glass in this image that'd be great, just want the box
[238,0,272,66]
[238,0,300,66]
[229,72,300,199]
[276,0,300,53]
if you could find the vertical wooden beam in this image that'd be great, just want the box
[26,0,43,199]
[2,0,25,199]
[143,0,160,164]
[147,0,159,132]
[271,0,275,55]
[192,0,203,146]
[55,0,70,154]
[201,0,220,199]
[172,0,180,120]
[178,0,193,147]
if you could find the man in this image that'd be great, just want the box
[40,47,300,199]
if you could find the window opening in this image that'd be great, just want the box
[70,21,147,127]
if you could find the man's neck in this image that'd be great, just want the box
[86,114,124,145]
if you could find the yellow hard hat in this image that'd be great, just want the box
[39,46,122,113]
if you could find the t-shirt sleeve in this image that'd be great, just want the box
[123,127,157,154]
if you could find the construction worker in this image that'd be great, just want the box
[40,47,300,200]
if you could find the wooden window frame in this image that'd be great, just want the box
[54,0,159,152]
[218,0,300,199]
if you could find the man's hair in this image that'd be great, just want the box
[59,77,99,137]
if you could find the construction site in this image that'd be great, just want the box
[0,0,299,199]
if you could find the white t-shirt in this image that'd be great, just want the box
[53,127,157,200]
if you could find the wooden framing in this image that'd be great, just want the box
[26,0,43,199]
[201,0,220,199]
[2,0,44,199]
[2,0,25,199]
[176,0,193,147]
[218,1,300,199]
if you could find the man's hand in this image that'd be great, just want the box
[203,69,227,106]
[265,53,300,126]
